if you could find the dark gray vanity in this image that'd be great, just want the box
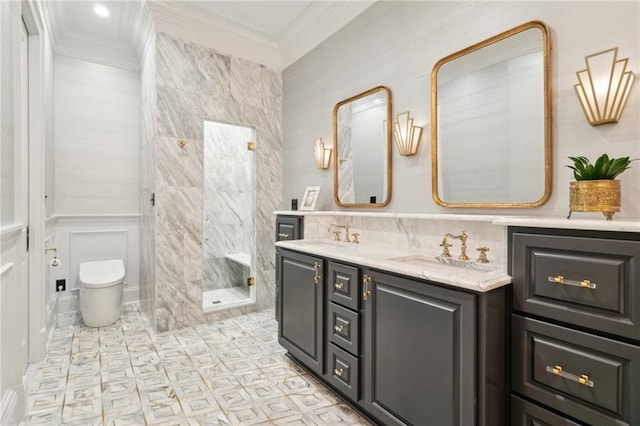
[276,246,509,425]
[509,226,640,425]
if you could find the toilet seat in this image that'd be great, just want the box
[79,259,125,288]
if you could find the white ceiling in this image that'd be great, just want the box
[43,0,375,71]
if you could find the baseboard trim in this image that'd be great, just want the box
[57,286,140,313]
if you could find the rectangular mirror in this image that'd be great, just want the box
[333,86,392,207]
[431,21,551,207]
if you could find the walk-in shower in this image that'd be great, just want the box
[202,120,256,311]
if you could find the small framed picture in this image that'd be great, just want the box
[300,186,321,211]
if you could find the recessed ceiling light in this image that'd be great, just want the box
[94,4,109,17]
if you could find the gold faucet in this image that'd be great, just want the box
[441,231,469,260]
[328,223,351,242]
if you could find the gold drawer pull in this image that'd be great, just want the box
[334,324,344,332]
[334,282,344,290]
[313,262,321,284]
[548,276,597,289]
[545,365,594,387]
[362,275,372,300]
[334,368,344,377]
[278,232,289,238]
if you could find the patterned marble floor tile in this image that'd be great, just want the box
[23,406,63,424]
[102,378,138,398]
[224,403,270,426]
[243,380,288,403]
[140,384,177,404]
[257,396,300,420]
[27,390,64,411]
[66,372,101,389]
[102,391,142,415]
[232,369,270,387]
[136,372,171,391]
[27,375,67,394]
[61,398,102,423]
[213,386,253,410]
[142,397,183,423]
[101,355,131,370]
[103,409,146,426]
[26,306,372,425]
[166,368,203,383]
[178,394,220,417]
[173,378,209,400]
[101,366,135,382]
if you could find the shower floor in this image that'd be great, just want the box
[202,286,251,308]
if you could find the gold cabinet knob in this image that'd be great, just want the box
[334,324,344,332]
[334,368,344,377]
[334,282,344,289]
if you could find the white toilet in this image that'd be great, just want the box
[79,259,125,327]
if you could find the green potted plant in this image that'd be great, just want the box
[567,154,636,220]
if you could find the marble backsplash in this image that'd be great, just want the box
[300,213,509,270]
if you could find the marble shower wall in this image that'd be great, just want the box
[140,27,157,328]
[154,32,282,332]
[203,121,254,292]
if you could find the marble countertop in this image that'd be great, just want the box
[276,239,512,293]
[274,211,640,232]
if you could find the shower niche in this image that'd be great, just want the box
[202,120,256,311]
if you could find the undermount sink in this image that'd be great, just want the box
[388,254,495,272]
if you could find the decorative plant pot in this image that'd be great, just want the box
[569,179,621,220]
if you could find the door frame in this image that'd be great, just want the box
[22,0,48,363]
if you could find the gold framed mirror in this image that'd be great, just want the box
[431,21,551,208]
[333,86,392,208]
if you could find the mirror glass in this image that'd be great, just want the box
[334,86,392,207]
[432,21,551,207]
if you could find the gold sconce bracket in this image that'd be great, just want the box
[177,139,186,149]
[575,47,635,126]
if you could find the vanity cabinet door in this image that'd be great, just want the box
[278,250,324,375]
[362,270,476,426]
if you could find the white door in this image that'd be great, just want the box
[0,15,30,421]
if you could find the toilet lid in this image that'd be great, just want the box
[79,259,125,288]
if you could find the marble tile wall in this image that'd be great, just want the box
[140,27,157,329]
[303,214,508,270]
[153,32,282,332]
[203,122,254,292]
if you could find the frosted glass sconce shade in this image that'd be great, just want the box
[574,47,635,125]
[393,111,423,156]
[314,138,332,169]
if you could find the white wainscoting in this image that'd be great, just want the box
[53,215,141,313]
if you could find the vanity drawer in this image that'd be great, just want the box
[328,302,359,355]
[327,261,360,311]
[512,314,640,425]
[511,395,580,426]
[276,216,303,241]
[327,343,359,401]
[511,231,640,340]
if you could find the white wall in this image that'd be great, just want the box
[54,55,140,215]
[283,1,640,220]
[53,55,142,311]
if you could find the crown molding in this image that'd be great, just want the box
[56,30,140,71]
[148,1,281,70]
[279,1,375,69]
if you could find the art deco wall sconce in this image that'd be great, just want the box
[393,111,423,156]
[313,138,332,169]
[575,47,635,125]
